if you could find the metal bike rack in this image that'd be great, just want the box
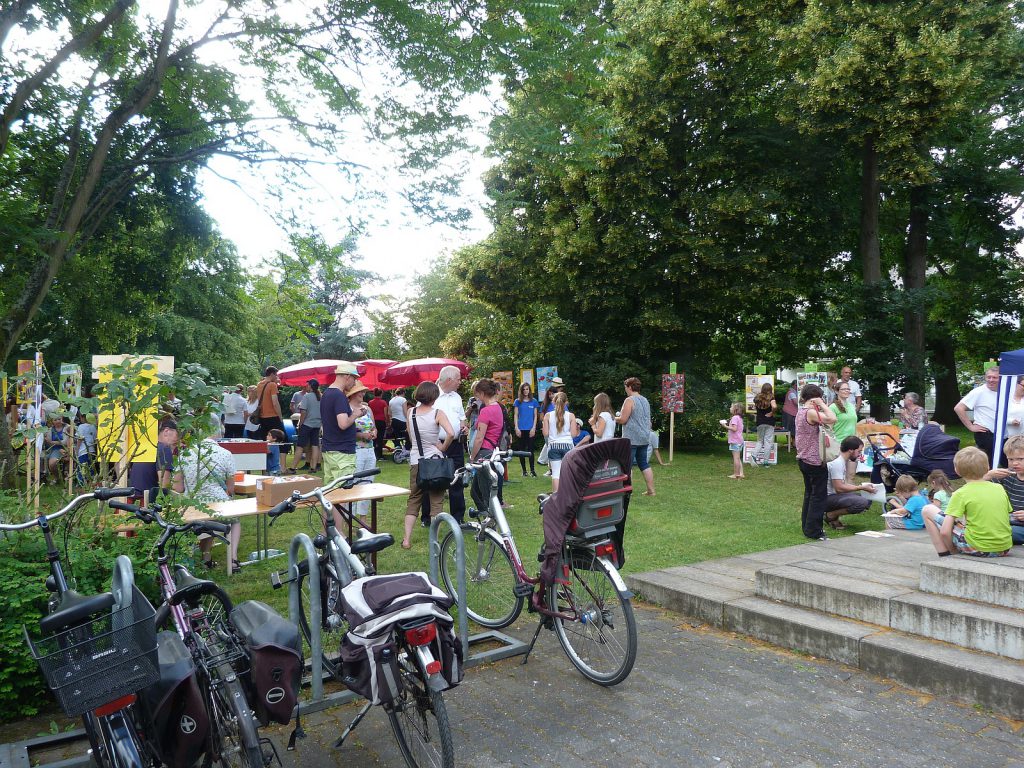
[288,533,324,702]
[428,514,529,667]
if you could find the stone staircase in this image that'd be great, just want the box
[625,533,1024,719]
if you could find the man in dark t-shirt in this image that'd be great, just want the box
[321,362,360,486]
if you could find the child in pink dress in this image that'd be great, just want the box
[720,403,746,479]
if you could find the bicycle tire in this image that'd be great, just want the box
[184,585,234,649]
[439,524,522,629]
[209,662,263,768]
[100,710,147,768]
[387,653,454,768]
[81,713,107,768]
[296,559,346,679]
[548,548,637,686]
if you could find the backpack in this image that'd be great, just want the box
[338,572,463,705]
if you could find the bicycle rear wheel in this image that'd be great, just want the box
[209,662,263,768]
[548,547,637,686]
[439,524,522,629]
[387,653,454,768]
[296,558,345,679]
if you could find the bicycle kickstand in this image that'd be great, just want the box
[334,700,373,748]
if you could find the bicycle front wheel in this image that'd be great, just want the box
[439,524,522,629]
[297,558,346,679]
[387,654,454,768]
[548,548,637,686]
[209,663,263,768]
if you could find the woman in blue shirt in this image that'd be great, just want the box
[513,383,541,476]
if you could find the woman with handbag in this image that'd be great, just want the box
[796,383,838,541]
[404,381,454,550]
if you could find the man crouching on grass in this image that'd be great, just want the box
[922,447,1012,558]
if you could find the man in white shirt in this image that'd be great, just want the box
[839,366,862,413]
[222,384,248,438]
[955,366,1000,461]
[435,365,467,524]
[388,389,409,449]
[824,435,876,529]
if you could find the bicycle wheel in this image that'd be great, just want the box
[297,559,345,679]
[548,547,637,686]
[387,653,454,768]
[439,524,522,629]
[209,662,263,768]
[184,585,234,648]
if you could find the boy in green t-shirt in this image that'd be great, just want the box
[922,446,1012,558]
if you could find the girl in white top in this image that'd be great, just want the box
[404,381,453,550]
[542,392,579,492]
[1006,377,1024,437]
[589,392,616,443]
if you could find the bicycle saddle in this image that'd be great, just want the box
[350,531,395,555]
[40,589,116,635]
[170,564,219,605]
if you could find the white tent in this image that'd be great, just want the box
[990,348,1024,469]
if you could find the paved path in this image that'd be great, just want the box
[273,604,1024,768]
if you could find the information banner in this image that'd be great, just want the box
[59,363,82,402]
[797,372,828,393]
[520,368,535,393]
[745,374,775,414]
[536,366,558,400]
[661,373,685,413]
[492,371,514,406]
[743,440,778,465]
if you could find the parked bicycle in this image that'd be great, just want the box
[439,445,637,686]
[108,499,271,768]
[267,467,459,768]
[0,487,156,768]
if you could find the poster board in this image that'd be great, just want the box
[745,374,775,414]
[492,371,514,406]
[743,441,778,465]
[536,366,558,400]
[520,368,535,393]
[797,372,828,392]
[92,355,174,464]
[16,360,33,404]
[59,363,82,402]
[661,374,685,413]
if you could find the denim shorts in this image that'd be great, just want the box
[548,444,573,463]
[631,444,650,471]
[952,527,1009,558]
[729,443,743,452]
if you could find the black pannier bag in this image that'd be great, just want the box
[139,631,209,768]
[339,572,463,704]
[231,600,303,726]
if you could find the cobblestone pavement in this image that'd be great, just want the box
[273,603,1024,768]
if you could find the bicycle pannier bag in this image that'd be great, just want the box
[231,601,302,726]
[338,572,462,704]
[139,631,209,768]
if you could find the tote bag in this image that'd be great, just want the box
[411,409,454,491]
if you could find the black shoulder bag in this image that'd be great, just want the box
[411,408,455,491]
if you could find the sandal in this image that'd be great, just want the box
[825,514,846,530]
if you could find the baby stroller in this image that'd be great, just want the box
[868,423,960,492]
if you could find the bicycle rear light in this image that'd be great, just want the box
[595,542,616,558]
[596,505,613,519]
[93,693,136,717]
[404,622,437,646]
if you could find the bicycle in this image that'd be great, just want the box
[266,468,457,768]
[0,487,157,768]
[439,446,638,686]
[108,499,268,768]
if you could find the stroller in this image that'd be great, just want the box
[868,423,960,492]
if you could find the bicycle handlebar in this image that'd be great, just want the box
[0,487,139,531]
[455,448,530,480]
[266,467,382,522]
[108,500,231,539]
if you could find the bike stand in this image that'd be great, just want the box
[464,629,530,667]
[0,730,90,768]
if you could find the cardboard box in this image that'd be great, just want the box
[256,475,321,507]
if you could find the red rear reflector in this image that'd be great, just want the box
[563,564,570,578]
[425,660,442,675]
[596,506,613,519]
[595,543,616,558]
[94,693,136,717]
[404,623,437,646]
[568,519,580,532]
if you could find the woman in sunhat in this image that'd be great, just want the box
[347,381,377,517]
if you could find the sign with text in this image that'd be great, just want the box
[745,374,775,414]
[492,371,514,406]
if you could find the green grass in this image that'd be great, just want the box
[214,443,890,613]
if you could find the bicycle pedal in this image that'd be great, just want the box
[468,507,481,519]
[513,582,534,598]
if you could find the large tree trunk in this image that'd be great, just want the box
[929,333,961,424]
[0,414,17,490]
[903,184,929,395]
[859,134,888,418]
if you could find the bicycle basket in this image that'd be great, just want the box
[27,586,159,716]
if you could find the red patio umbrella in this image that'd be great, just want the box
[378,358,470,387]
[277,359,366,387]
[356,359,398,390]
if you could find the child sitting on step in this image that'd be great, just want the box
[884,475,927,530]
[922,447,1011,558]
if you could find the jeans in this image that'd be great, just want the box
[755,424,774,463]
[798,459,829,538]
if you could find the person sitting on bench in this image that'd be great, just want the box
[824,435,876,530]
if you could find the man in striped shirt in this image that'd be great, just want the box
[984,434,1024,545]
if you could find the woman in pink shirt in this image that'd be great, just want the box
[469,378,509,508]
[796,384,838,540]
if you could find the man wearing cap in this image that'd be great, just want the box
[222,384,248,438]
[435,365,468,524]
[254,367,284,440]
[320,362,364,485]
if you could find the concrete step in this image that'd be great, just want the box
[755,563,915,625]
[890,591,1024,660]
[722,596,877,666]
[626,569,747,626]
[919,556,1024,610]
[861,631,1024,719]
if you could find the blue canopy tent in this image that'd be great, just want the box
[990,349,1024,468]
